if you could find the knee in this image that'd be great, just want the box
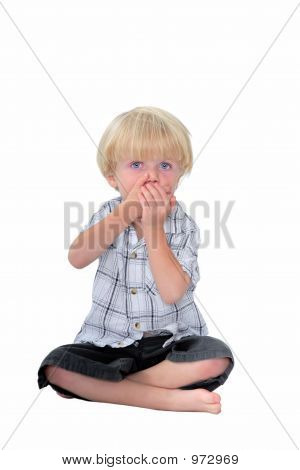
[204,357,231,378]
[44,365,67,386]
[214,357,231,375]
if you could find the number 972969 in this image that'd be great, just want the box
[191,454,239,465]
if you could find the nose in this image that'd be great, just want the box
[147,168,159,182]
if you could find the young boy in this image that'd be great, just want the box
[37,106,234,413]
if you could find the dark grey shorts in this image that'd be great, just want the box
[37,334,234,401]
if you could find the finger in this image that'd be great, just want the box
[152,181,168,200]
[139,188,150,206]
[144,182,162,201]
[170,195,176,210]
[153,183,171,211]
[141,184,155,202]
[137,190,145,206]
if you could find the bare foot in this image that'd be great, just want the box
[56,392,74,399]
[172,388,222,413]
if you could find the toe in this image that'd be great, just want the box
[209,403,221,414]
[212,392,221,403]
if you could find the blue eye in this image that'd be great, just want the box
[130,161,142,169]
[162,162,171,169]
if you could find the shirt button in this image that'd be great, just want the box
[131,288,137,294]
[118,341,124,346]
[134,322,141,329]
[129,252,137,259]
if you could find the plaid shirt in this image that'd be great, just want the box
[73,196,208,348]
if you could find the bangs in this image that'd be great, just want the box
[114,114,180,163]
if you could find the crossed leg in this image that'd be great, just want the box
[126,357,231,389]
[55,357,230,396]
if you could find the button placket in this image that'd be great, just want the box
[133,323,142,347]
[128,244,139,296]
[128,240,141,346]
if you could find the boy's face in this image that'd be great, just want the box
[106,155,183,200]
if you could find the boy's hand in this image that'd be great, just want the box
[122,173,150,223]
[138,181,176,230]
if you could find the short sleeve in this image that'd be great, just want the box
[79,201,112,234]
[174,227,201,291]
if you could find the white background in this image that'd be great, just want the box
[0,0,299,468]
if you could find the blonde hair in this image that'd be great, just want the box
[96,106,193,178]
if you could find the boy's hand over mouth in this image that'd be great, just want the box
[138,181,176,230]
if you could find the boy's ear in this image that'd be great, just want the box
[106,173,119,191]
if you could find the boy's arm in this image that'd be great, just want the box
[68,201,132,269]
[144,226,191,304]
